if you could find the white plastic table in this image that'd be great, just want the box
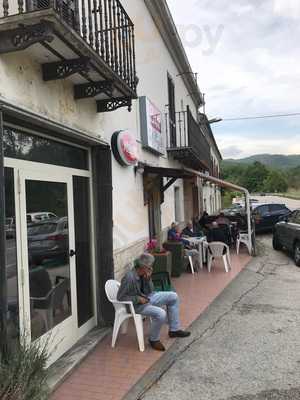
[184,236,207,269]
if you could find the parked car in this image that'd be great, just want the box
[273,209,300,266]
[27,212,57,224]
[221,204,244,216]
[27,217,69,265]
[252,203,291,232]
[5,217,15,239]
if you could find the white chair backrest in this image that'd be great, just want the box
[105,280,120,302]
[207,241,228,257]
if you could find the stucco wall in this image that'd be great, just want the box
[0,0,201,274]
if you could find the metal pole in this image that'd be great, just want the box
[0,108,8,353]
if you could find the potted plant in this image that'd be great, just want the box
[145,238,172,276]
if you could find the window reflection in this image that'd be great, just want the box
[4,127,88,170]
[5,168,19,341]
[26,181,72,340]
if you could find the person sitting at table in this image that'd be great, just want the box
[117,253,191,351]
[207,221,230,246]
[168,222,200,271]
[199,211,210,229]
[182,220,198,238]
[216,212,230,226]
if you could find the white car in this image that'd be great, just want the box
[26,212,58,224]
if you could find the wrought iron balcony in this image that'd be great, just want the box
[0,0,137,112]
[166,106,213,172]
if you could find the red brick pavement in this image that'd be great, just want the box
[51,250,251,400]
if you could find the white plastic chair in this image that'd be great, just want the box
[105,279,145,352]
[184,250,195,274]
[236,232,251,255]
[206,241,231,273]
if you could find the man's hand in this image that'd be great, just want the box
[138,296,149,305]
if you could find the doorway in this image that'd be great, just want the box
[4,125,96,364]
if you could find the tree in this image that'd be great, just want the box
[263,170,288,193]
[240,162,269,193]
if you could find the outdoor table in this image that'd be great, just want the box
[184,236,207,269]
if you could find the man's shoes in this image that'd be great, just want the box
[149,340,166,351]
[169,330,191,338]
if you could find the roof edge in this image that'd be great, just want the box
[144,0,203,108]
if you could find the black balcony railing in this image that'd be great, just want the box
[0,0,136,93]
[166,107,213,172]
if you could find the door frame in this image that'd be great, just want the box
[4,157,97,364]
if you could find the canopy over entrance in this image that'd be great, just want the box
[138,162,254,255]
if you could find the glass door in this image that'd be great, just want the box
[19,169,78,363]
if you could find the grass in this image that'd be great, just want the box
[277,190,300,200]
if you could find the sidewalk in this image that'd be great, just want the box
[51,250,251,400]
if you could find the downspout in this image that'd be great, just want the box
[183,167,253,255]
[0,107,8,352]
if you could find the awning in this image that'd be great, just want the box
[139,162,254,256]
[183,167,254,256]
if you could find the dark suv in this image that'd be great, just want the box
[252,203,291,232]
[273,209,300,266]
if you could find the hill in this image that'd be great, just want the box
[223,154,300,170]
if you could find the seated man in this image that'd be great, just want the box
[216,212,230,226]
[117,253,190,351]
[168,222,200,271]
[182,220,198,238]
[207,221,230,246]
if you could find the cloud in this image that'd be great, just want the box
[221,146,243,158]
[167,0,300,156]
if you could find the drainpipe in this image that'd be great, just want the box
[183,167,253,255]
[0,108,8,352]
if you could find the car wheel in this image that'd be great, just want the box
[294,242,300,267]
[272,234,282,251]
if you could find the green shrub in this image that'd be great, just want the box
[0,339,49,400]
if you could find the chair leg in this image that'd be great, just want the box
[223,255,229,273]
[133,315,145,352]
[236,239,240,255]
[226,253,232,270]
[112,317,123,348]
[207,255,212,272]
[189,256,195,274]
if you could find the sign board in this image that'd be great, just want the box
[139,96,164,155]
[111,130,138,167]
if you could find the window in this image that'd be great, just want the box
[256,205,269,216]
[269,204,285,212]
[168,74,176,147]
[4,126,88,170]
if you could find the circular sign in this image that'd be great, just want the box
[111,130,138,167]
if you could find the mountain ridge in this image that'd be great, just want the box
[223,154,300,170]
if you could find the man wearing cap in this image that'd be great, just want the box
[117,253,190,351]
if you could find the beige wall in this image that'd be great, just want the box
[0,0,201,275]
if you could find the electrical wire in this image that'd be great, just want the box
[222,112,300,121]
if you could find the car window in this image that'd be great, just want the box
[27,215,32,223]
[289,211,300,224]
[28,223,57,235]
[269,204,284,212]
[256,205,269,215]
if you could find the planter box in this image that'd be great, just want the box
[152,251,172,276]
[163,242,185,277]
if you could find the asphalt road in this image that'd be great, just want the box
[251,195,300,211]
[133,236,300,400]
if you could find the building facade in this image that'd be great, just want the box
[0,0,221,364]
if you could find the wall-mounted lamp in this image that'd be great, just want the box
[208,117,223,124]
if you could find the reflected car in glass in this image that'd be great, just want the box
[27,217,69,265]
[5,217,15,238]
[27,212,58,224]
[273,209,300,266]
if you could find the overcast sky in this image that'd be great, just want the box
[167,0,300,159]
